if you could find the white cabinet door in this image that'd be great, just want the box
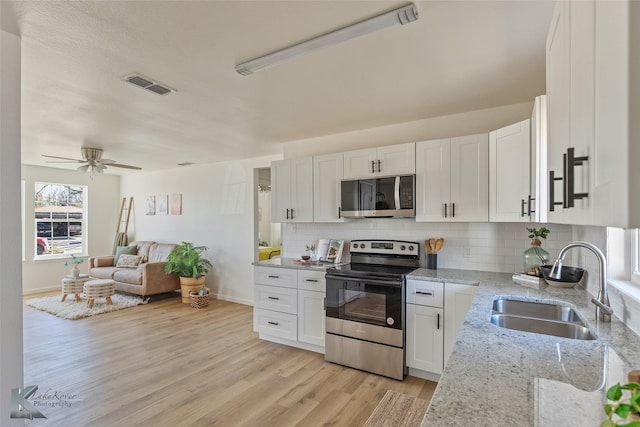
[290,157,314,222]
[271,157,313,223]
[546,1,571,222]
[376,142,416,175]
[450,134,489,222]
[489,119,531,222]
[343,143,415,179]
[313,153,344,223]
[406,304,444,375]
[297,290,325,347]
[343,148,377,179]
[415,138,451,221]
[530,95,548,223]
[271,160,292,223]
[443,284,477,366]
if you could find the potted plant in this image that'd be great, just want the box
[524,227,550,277]
[164,242,213,303]
[601,381,640,426]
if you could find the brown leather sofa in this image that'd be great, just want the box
[88,241,179,297]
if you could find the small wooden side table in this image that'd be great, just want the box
[61,274,91,302]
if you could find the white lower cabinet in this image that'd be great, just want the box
[254,266,325,353]
[406,279,477,380]
[297,290,325,347]
[406,303,444,375]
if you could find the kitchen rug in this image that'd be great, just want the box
[363,390,430,427]
[24,293,147,320]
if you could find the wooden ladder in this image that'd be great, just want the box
[113,197,133,254]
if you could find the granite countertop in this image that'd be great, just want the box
[407,268,640,427]
[252,257,340,271]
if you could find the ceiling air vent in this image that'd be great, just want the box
[122,73,176,96]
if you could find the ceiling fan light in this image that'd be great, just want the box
[77,165,89,173]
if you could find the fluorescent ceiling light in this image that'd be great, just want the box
[235,3,419,76]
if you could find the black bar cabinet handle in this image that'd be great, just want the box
[290,208,294,219]
[267,275,279,279]
[338,207,341,219]
[521,199,526,217]
[528,195,535,216]
[416,291,434,296]
[549,170,564,212]
[268,321,279,326]
[371,160,375,174]
[286,208,289,220]
[563,152,569,208]
[305,279,318,283]
[437,313,440,330]
[452,203,456,218]
[377,159,381,173]
[267,296,279,300]
[444,203,448,218]
[566,147,589,208]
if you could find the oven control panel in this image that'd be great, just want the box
[350,240,419,257]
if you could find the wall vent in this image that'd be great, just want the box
[122,73,176,96]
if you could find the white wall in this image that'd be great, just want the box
[120,155,279,305]
[21,165,121,293]
[283,101,534,159]
[0,28,24,425]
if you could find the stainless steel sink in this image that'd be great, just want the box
[490,297,596,340]
[492,298,584,324]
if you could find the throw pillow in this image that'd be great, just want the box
[116,254,143,268]
[114,245,137,265]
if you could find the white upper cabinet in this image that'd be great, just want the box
[530,95,548,223]
[416,134,488,222]
[343,142,415,179]
[489,119,531,222]
[545,0,639,227]
[313,153,344,223]
[271,157,313,223]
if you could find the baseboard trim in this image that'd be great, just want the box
[212,293,253,306]
[23,285,59,295]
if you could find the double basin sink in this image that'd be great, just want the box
[491,297,596,340]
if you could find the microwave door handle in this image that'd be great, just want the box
[394,176,401,209]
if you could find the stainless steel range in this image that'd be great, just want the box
[324,239,420,380]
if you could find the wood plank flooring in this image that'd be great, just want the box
[23,293,436,427]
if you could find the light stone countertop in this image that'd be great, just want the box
[407,268,640,427]
[252,257,341,271]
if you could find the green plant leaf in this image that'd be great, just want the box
[601,421,616,427]
[623,383,640,391]
[620,422,640,427]
[616,403,632,419]
[608,384,623,401]
[605,404,614,416]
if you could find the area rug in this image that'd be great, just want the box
[24,293,147,320]
[363,390,430,427]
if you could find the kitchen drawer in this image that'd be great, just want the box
[254,308,297,341]
[254,284,297,314]
[298,270,326,292]
[254,266,297,289]
[406,279,444,308]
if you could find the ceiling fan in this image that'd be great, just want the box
[43,147,142,175]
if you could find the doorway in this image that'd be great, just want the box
[255,167,281,261]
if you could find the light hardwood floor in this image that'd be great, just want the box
[23,293,436,427]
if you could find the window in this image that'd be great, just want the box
[633,229,640,285]
[35,182,86,258]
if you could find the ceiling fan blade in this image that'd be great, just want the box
[42,155,84,162]
[108,163,142,170]
[98,159,116,164]
[46,160,87,164]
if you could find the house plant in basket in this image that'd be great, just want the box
[164,241,213,303]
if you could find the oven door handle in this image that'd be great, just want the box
[394,176,401,210]
[325,275,403,287]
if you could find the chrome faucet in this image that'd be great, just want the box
[550,241,613,322]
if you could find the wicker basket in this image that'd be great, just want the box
[189,288,210,309]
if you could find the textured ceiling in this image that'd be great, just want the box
[2,0,555,174]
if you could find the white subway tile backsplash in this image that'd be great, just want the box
[283,221,573,273]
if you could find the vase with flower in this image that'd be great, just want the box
[524,227,550,277]
[64,254,85,278]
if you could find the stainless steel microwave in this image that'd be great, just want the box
[340,175,415,218]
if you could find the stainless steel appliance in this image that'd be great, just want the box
[340,175,415,218]
[325,239,420,380]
